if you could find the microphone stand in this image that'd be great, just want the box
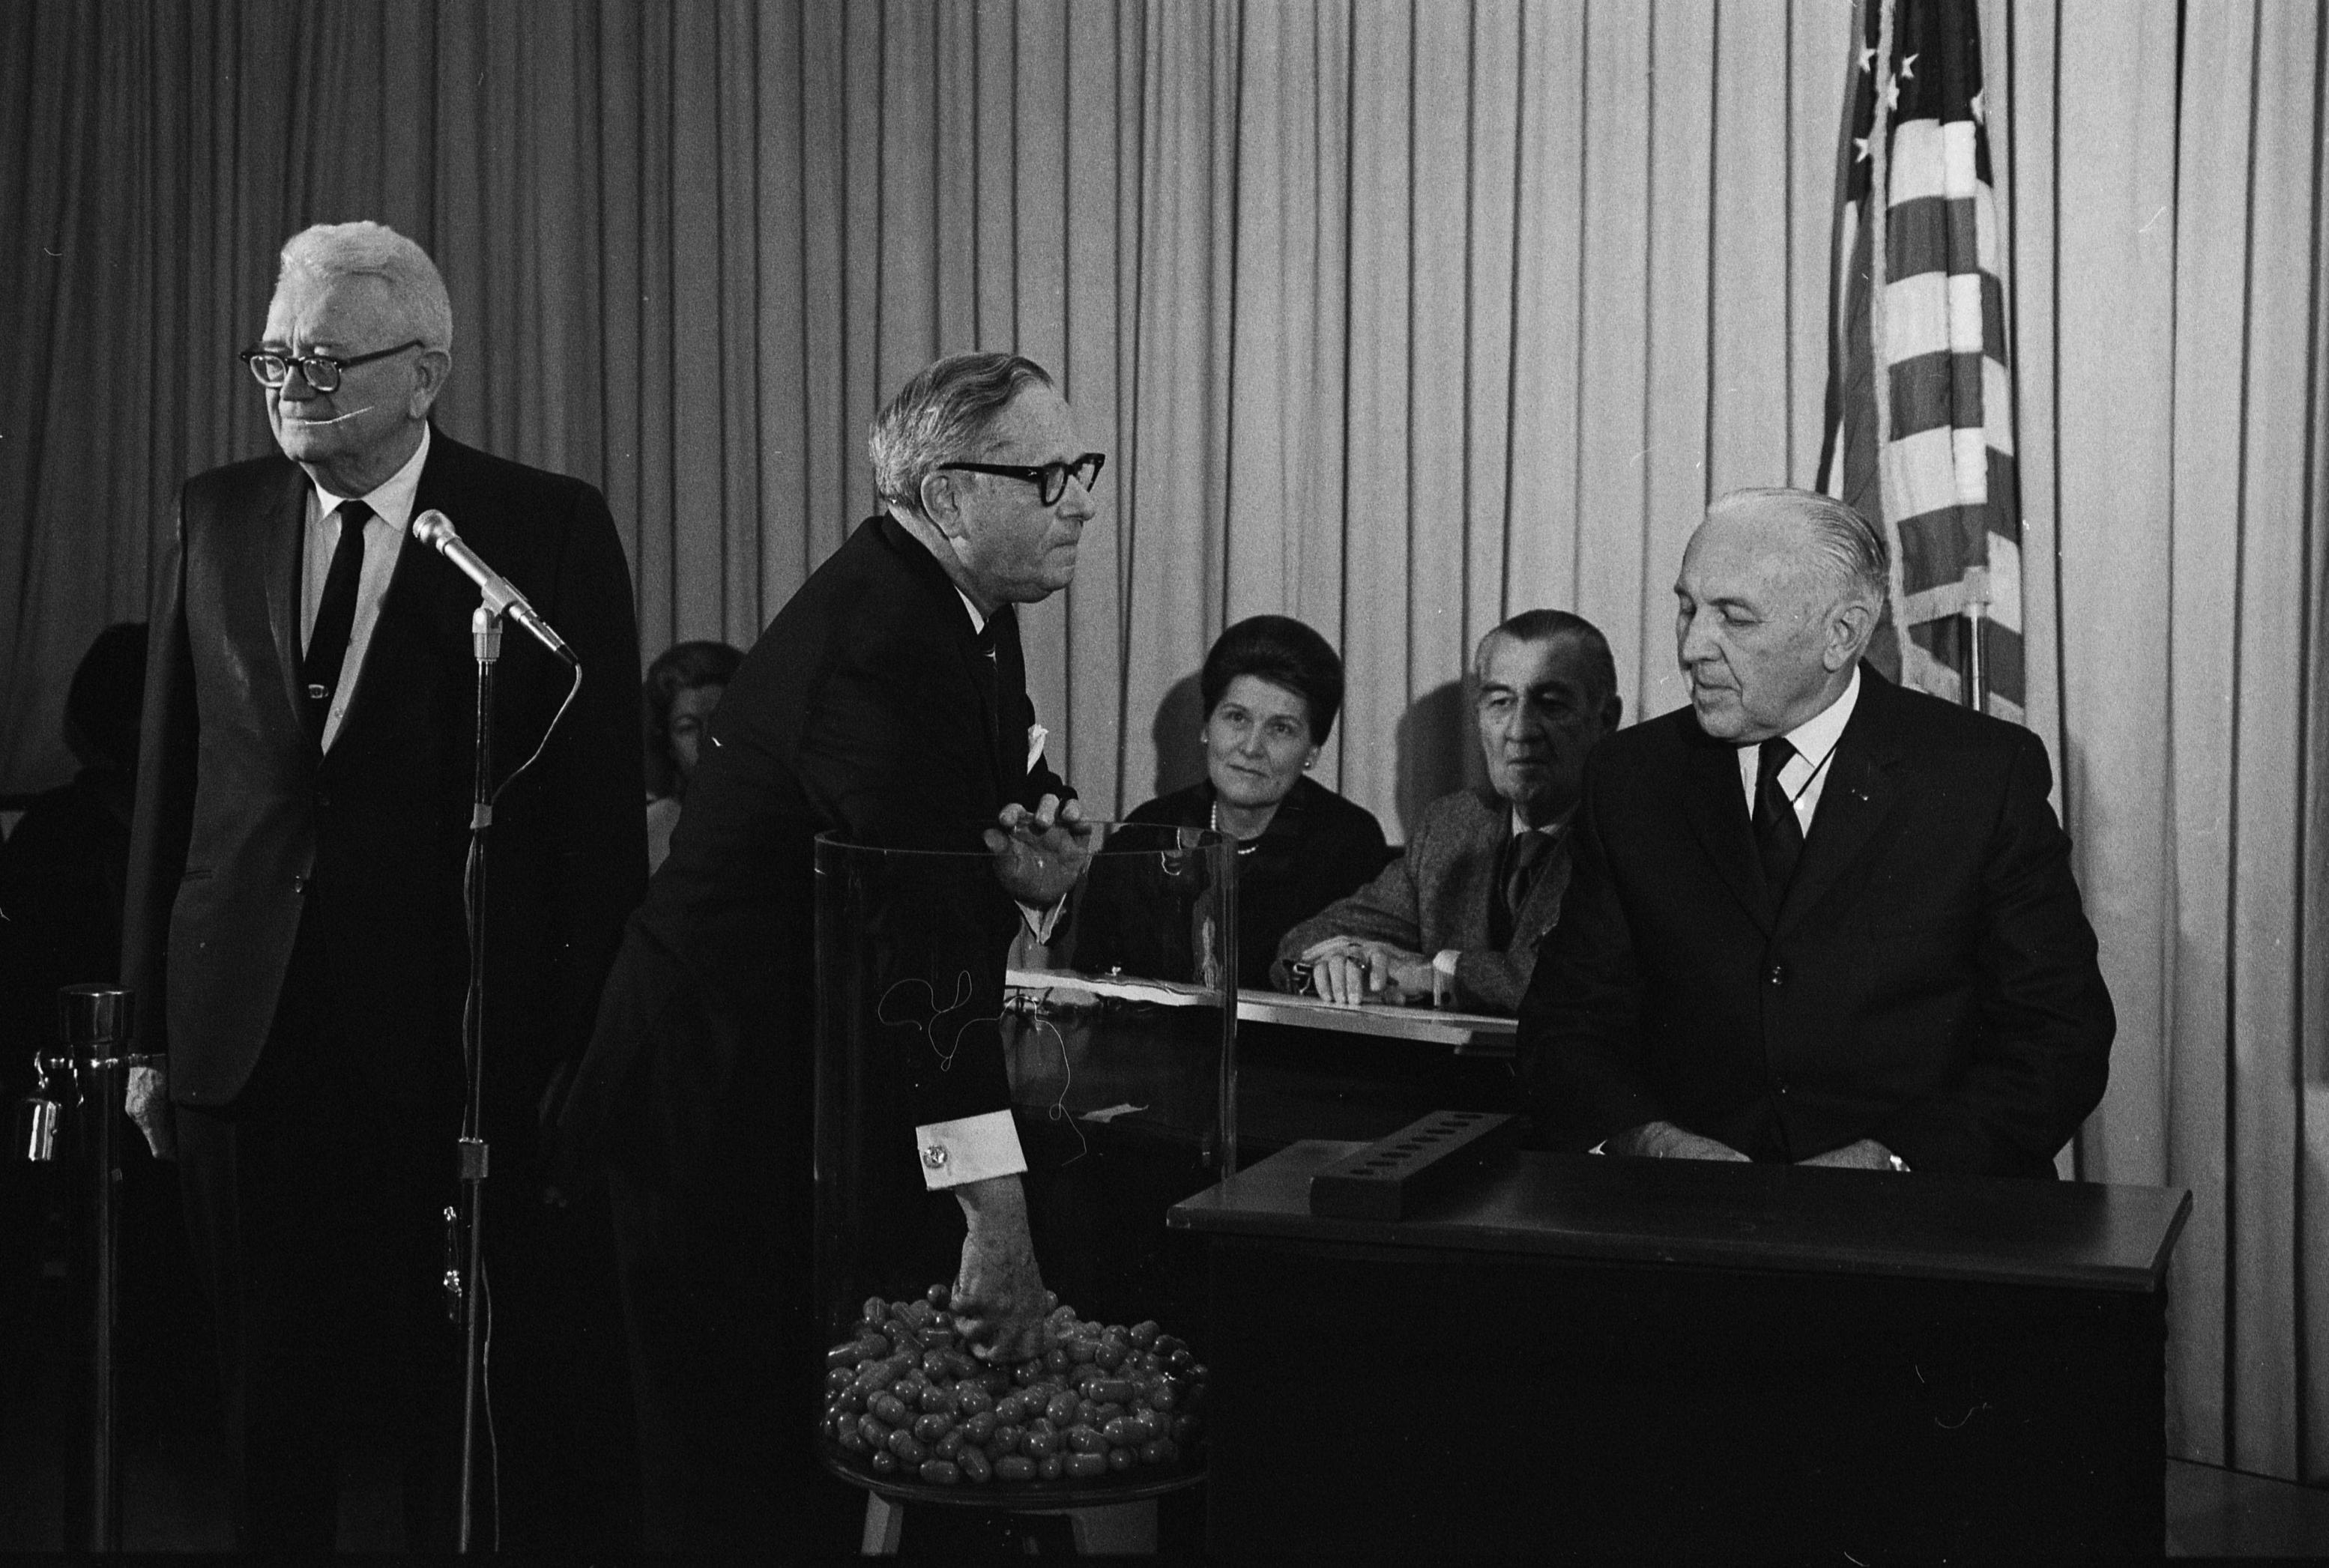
[453,603,499,1552]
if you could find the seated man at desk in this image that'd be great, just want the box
[1274,609,1622,1014]
[1520,488,2114,1176]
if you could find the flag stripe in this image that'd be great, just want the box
[1888,349,1988,439]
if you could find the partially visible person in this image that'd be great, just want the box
[1519,488,2112,1175]
[119,221,644,1552]
[1275,610,1622,1014]
[1,624,155,1457]
[1102,616,1386,990]
[641,640,744,874]
[0,622,148,1052]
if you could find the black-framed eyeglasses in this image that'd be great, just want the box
[940,452,1105,507]
[237,339,425,393]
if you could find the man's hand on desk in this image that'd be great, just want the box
[1609,1120,1750,1162]
[949,1174,1053,1364]
[987,794,1097,909]
[1798,1137,1902,1171]
[1297,935,1434,1006]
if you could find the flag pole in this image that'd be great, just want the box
[1961,565,1990,712]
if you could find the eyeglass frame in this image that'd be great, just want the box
[938,452,1106,507]
[237,339,427,394]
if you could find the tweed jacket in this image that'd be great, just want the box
[1272,786,1568,1014]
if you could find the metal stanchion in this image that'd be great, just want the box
[12,984,138,1554]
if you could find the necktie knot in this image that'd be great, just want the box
[1756,736,1797,790]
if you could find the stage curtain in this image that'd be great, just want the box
[0,0,2322,1484]
[2003,0,2329,1484]
[0,0,1858,825]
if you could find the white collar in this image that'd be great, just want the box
[956,588,987,636]
[1777,664,1861,764]
[1509,803,1577,840]
[307,422,431,533]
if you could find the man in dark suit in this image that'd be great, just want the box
[561,351,1098,1552]
[1275,610,1622,1014]
[1520,488,2112,1176]
[119,222,644,1549]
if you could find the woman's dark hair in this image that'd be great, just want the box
[643,640,745,798]
[1199,616,1345,745]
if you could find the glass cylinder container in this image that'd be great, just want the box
[812,825,1230,1492]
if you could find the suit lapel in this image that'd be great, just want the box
[260,464,313,745]
[1676,723,1771,933]
[1773,669,1907,936]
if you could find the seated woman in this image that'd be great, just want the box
[641,639,744,874]
[1122,616,1388,990]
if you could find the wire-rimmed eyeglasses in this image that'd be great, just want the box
[237,340,425,393]
[940,452,1106,507]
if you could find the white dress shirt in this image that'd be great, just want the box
[300,423,429,751]
[1733,665,1861,836]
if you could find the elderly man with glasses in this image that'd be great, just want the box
[564,351,1102,1553]
[121,221,645,1552]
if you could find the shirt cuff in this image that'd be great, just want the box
[1432,949,1461,978]
[1020,898,1066,945]
[914,1110,1028,1190]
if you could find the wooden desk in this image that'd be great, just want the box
[1169,1141,2190,1560]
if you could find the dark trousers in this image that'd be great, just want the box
[175,918,462,1554]
[483,1177,641,1554]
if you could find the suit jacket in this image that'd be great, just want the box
[563,515,1070,1181]
[1518,667,2114,1177]
[120,429,646,1126]
[1272,787,1570,1014]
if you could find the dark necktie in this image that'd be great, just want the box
[302,499,370,742]
[1504,829,1553,922]
[1753,736,1804,895]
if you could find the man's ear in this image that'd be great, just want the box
[408,348,452,420]
[917,470,966,539]
[1599,694,1624,734]
[1825,597,1877,671]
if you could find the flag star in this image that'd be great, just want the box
[1885,74,1901,111]
[1854,135,1871,163]
[1900,52,1918,79]
[1969,88,1987,124]
[1858,44,1877,72]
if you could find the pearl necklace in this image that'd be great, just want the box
[1208,802,1261,854]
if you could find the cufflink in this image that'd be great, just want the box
[922,1145,949,1169]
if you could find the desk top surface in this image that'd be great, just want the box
[1168,1139,2192,1293]
[1008,966,1515,1050]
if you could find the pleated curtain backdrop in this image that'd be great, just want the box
[0,0,2321,1486]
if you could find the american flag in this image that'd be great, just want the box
[1818,0,2023,720]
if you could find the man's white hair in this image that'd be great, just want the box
[1708,487,1888,609]
[277,222,453,353]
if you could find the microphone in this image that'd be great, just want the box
[411,510,576,667]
